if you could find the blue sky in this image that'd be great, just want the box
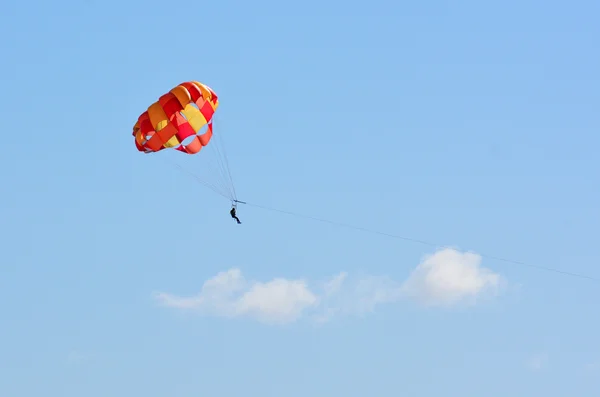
[1,0,599,395]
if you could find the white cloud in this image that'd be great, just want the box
[155,269,318,324]
[235,277,319,323]
[155,248,505,324]
[400,247,503,306]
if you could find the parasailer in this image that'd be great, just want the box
[230,206,241,224]
[132,81,243,221]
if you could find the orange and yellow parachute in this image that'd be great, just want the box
[132,81,239,202]
[132,81,219,154]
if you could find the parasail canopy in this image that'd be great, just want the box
[132,81,219,155]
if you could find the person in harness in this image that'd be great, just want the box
[230,206,241,224]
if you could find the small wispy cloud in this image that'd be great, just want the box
[313,272,405,322]
[155,247,505,324]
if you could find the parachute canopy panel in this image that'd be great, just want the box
[132,81,219,155]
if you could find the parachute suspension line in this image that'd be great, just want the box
[211,138,234,199]
[185,118,236,202]
[162,158,231,200]
[190,148,229,199]
[213,117,237,201]
[203,141,234,200]
[160,120,239,203]
[210,117,237,201]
